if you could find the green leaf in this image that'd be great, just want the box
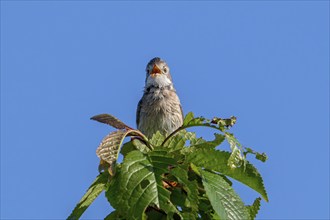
[183,112,195,125]
[170,166,199,215]
[169,188,197,219]
[246,197,262,220]
[188,132,205,145]
[184,116,209,127]
[67,172,108,220]
[132,139,151,153]
[149,131,165,146]
[120,141,136,157]
[106,149,179,219]
[219,174,233,186]
[180,212,198,220]
[182,113,236,132]
[186,148,269,202]
[170,188,187,208]
[245,147,268,162]
[163,131,205,159]
[224,132,245,169]
[211,116,237,128]
[197,195,215,219]
[190,133,225,149]
[121,139,150,157]
[227,146,244,169]
[104,210,125,220]
[164,113,236,146]
[189,163,200,177]
[225,132,242,148]
[84,111,268,219]
[144,208,167,220]
[199,169,250,220]
[163,130,188,150]
[211,213,222,219]
[255,152,268,162]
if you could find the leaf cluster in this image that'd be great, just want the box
[68,112,268,220]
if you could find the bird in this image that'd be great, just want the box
[136,57,184,139]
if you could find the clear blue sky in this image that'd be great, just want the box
[1,1,329,219]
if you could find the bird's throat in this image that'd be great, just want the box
[145,74,173,90]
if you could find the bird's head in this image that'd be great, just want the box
[145,57,173,88]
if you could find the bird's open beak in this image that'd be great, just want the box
[150,65,161,78]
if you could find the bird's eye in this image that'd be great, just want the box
[163,67,167,73]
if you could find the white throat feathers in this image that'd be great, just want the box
[145,74,173,89]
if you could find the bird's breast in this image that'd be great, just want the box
[138,88,183,138]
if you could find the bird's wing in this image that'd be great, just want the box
[136,98,143,127]
[180,104,184,121]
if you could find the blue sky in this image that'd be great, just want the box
[1,1,329,219]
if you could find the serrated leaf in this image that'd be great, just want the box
[106,149,179,219]
[163,130,196,156]
[225,132,245,168]
[96,130,126,162]
[190,133,225,149]
[219,174,233,186]
[182,113,236,132]
[256,153,268,162]
[244,147,268,163]
[182,134,225,157]
[96,130,146,175]
[163,114,235,147]
[184,116,209,127]
[132,138,151,153]
[121,139,150,157]
[227,147,244,169]
[183,112,195,125]
[67,173,108,220]
[211,116,237,128]
[163,130,187,149]
[91,113,132,130]
[186,148,268,202]
[225,132,242,148]
[149,131,165,146]
[188,132,205,145]
[199,169,250,220]
[246,197,261,220]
